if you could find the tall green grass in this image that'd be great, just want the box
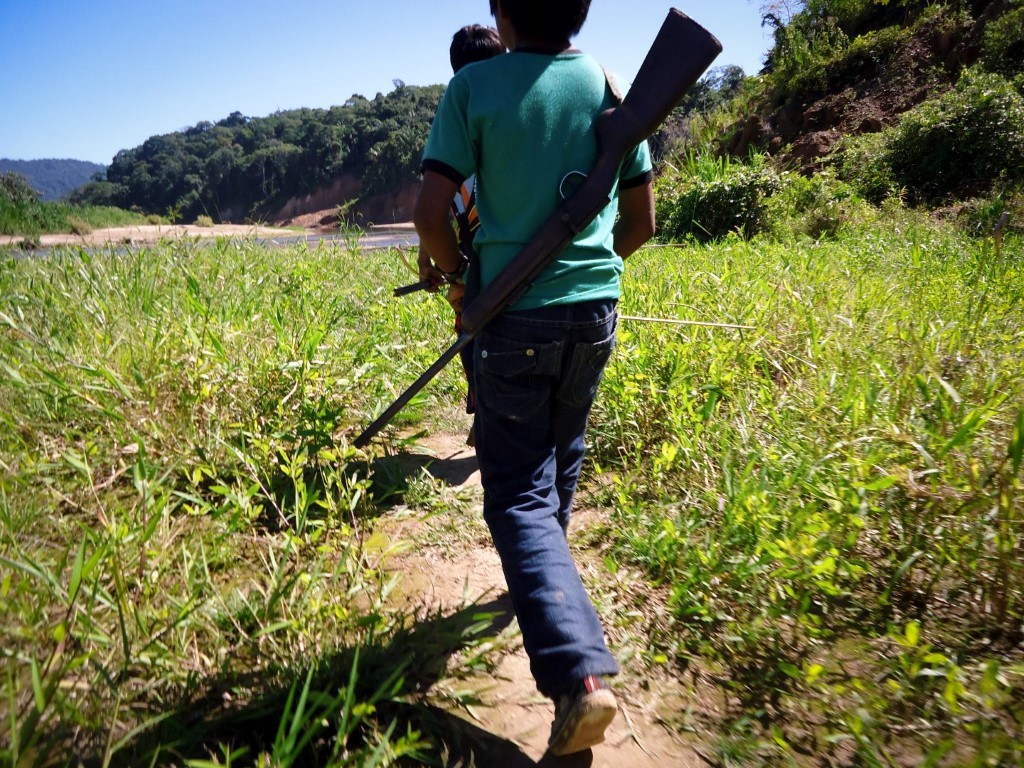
[2,220,1021,765]
[0,199,153,236]
[0,239,467,765]
[591,218,1024,764]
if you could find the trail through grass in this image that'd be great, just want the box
[591,219,1024,765]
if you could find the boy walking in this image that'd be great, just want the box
[414,0,655,756]
[417,24,505,442]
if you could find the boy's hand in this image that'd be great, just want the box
[447,282,465,313]
[417,250,444,293]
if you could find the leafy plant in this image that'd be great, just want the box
[66,214,92,235]
[655,152,783,242]
[980,1,1024,80]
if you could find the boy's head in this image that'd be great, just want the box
[450,24,504,73]
[488,0,591,44]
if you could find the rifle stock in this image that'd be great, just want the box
[354,9,721,449]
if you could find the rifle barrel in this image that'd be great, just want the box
[393,279,435,297]
[353,332,475,448]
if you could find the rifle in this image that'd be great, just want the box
[393,278,436,297]
[354,9,722,449]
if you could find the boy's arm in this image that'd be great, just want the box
[414,171,464,275]
[613,181,656,258]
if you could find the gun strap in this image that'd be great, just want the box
[603,68,625,105]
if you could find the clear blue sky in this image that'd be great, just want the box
[0,1,772,165]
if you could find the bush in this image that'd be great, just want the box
[782,24,910,104]
[980,3,1024,80]
[195,215,214,227]
[833,131,902,204]
[953,191,1024,237]
[885,69,1024,203]
[766,170,871,239]
[67,215,92,235]
[655,153,783,243]
[1,172,40,207]
[767,15,850,104]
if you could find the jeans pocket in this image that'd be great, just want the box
[558,331,616,407]
[476,332,561,424]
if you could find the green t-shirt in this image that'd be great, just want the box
[422,50,653,310]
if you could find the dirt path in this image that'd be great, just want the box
[374,431,707,767]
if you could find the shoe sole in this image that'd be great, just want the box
[548,689,618,756]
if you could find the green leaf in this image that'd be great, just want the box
[863,475,899,492]
[30,659,45,712]
[68,538,86,606]
[905,620,921,647]
[940,406,992,458]
[0,360,26,386]
[1009,409,1024,475]
[779,661,801,678]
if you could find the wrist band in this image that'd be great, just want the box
[439,256,469,283]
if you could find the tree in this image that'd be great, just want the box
[0,172,41,206]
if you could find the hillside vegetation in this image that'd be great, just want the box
[656,0,1023,243]
[0,171,152,240]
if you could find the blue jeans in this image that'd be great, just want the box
[472,299,619,698]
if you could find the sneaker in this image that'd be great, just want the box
[547,675,617,756]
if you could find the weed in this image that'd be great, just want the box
[67,214,92,235]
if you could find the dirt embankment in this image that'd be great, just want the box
[724,1,1006,170]
[268,174,422,230]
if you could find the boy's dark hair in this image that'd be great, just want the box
[450,25,504,73]
[488,0,591,43]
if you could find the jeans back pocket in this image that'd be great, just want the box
[557,331,616,408]
[476,332,562,424]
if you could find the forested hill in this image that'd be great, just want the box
[0,158,106,202]
[71,84,446,225]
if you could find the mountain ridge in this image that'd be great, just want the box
[0,158,106,202]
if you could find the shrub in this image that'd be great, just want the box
[783,24,910,104]
[767,15,850,104]
[766,170,870,239]
[1,172,40,207]
[655,153,783,243]
[953,191,1024,237]
[980,2,1024,80]
[67,215,92,235]
[833,131,902,204]
[195,214,214,227]
[885,69,1024,203]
